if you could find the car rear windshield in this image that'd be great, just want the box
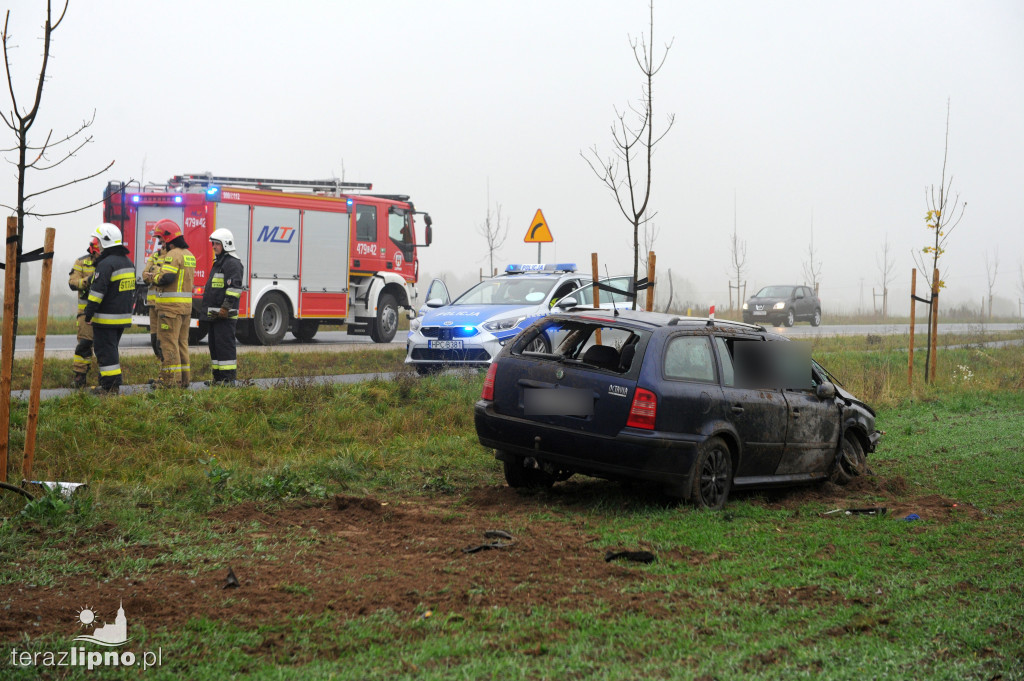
[452,278,557,305]
[510,318,651,375]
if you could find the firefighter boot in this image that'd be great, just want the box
[180,370,191,389]
[72,372,88,389]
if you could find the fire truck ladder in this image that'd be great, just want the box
[168,173,372,193]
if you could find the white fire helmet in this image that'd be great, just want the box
[210,228,236,253]
[93,223,123,249]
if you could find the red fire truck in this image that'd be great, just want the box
[102,173,433,345]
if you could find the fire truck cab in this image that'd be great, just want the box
[102,173,432,345]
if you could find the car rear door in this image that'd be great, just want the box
[658,334,726,437]
[714,336,788,478]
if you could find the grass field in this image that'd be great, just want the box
[0,341,1022,679]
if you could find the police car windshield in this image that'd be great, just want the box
[452,278,557,306]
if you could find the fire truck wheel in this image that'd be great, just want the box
[235,320,257,345]
[253,292,290,346]
[293,320,319,342]
[189,322,209,345]
[370,294,398,344]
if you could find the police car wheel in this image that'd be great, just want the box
[523,334,551,353]
[370,294,398,343]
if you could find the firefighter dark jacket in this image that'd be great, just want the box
[68,253,96,316]
[152,245,196,315]
[83,246,135,327]
[202,252,244,319]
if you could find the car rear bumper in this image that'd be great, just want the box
[474,400,702,489]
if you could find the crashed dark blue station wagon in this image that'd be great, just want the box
[474,310,881,509]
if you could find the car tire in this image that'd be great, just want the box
[370,293,398,344]
[523,333,551,353]
[811,309,821,327]
[293,320,319,342]
[502,454,556,490]
[829,432,867,485]
[690,436,732,510]
[252,292,290,346]
[783,309,795,327]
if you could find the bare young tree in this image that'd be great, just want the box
[801,219,822,294]
[728,194,746,310]
[912,100,966,380]
[984,250,998,320]
[1017,260,1024,319]
[1,1,115,336]
[875,234,895,318]
[639,221,658,274]
[476,199,509,278]
[583,0,674,309]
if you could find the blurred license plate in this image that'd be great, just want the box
[524,388,594,416]
[429,340,463,350]
[753,310,767,316]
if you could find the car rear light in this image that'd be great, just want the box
[482,362,498,400]
[626,388,657,430]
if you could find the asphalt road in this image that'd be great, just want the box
[6,330,406,358]
[3,322,1021,358]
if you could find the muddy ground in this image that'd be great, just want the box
[2,476,987,646]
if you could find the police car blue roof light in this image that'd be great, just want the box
[505,263,577,274]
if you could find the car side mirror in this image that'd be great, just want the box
[555,296,578,309]
[816,382,836,399]
[425,298,445,308]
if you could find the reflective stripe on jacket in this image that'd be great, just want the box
[68,253,96,314]
[153,247,196,315]
[82,248,135,327]
[201,252,244,317]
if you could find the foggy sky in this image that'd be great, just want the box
[3,0,1023,316]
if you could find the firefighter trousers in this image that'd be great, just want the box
[93,326,125,390]
[73,314,94,375]
[148,306,162,361]
[208,318,238,382]
[156,310,191,387]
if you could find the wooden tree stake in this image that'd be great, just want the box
[0,217,18,482]
[908,268,917,387]
[23,228,55,481]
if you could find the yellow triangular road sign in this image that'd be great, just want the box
[524,209,553,243]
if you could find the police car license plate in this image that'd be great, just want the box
[429,340,463,350]
[753,310,767,316]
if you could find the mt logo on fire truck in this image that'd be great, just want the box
[102,172,434,346]
[257,225,296,244]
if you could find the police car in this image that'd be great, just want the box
[405,264,587,374]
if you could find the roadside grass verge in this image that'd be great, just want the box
[1,349,1022,679]
[7,348,406,391]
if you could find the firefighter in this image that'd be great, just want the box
[141,239,169,363]
[67,236,101,388]
[202,228,244,386]
[150,219,196,388]
[83,224,135,395]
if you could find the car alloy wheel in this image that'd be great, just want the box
[691,437,732,510]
